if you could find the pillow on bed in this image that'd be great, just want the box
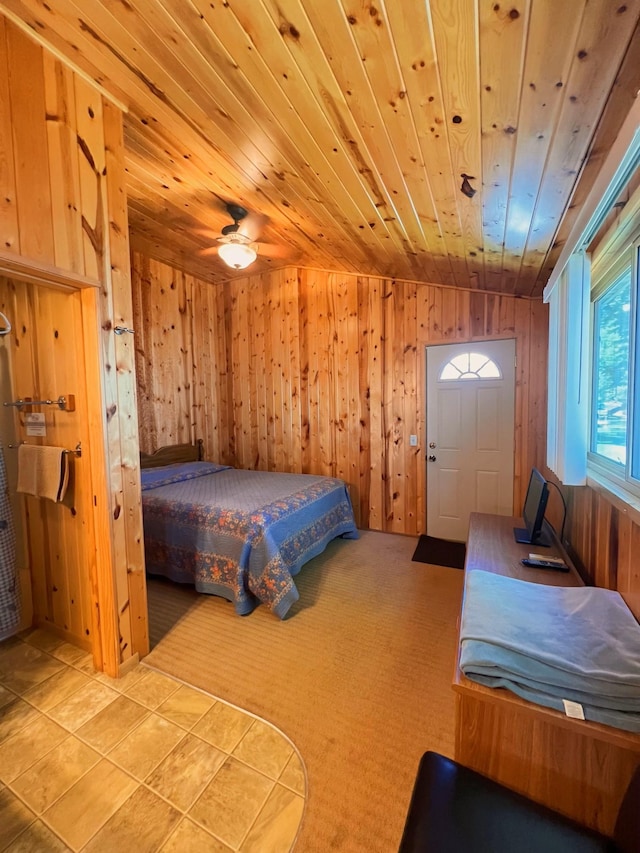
[140,461,231,491]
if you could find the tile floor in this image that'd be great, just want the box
[0,629,306,852]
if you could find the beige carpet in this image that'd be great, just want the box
[145,530,464,853]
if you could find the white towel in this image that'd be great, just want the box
[16,445,69,502]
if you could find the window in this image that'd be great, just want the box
[591,265,631,466]
[439,352,501,381]
[544,115,640,489]
[589,241,639,492]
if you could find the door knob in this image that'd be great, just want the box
[429,442,436,448]
[428,455,437,462]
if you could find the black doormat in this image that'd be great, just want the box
[411,535,466,569]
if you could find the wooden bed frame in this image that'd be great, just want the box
[139,439,204,469]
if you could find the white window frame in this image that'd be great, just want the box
[544,103,640,493]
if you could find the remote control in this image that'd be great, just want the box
[521,558,570,572]
[528,552,565,565]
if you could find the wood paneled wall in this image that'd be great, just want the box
[132,254,549,534]
[560,481,640,620]
[0,18,146,674]
[130,251,640,616]
[0,278,99,650]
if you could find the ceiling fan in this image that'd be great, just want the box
[199,202,290,270]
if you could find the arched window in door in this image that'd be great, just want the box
[439,352,502,381]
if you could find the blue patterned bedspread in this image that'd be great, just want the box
[141,463,359,618]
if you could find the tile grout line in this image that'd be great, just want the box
[5,669,304,798]
[141,660,309,795]
[1,634,306,852]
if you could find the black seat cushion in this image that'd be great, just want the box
[399,752,617,853]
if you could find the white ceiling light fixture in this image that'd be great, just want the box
[218,235,257,269]
[216,203,258,270]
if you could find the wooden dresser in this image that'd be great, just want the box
[453,512,640,835]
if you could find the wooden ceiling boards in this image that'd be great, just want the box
[1,0,639,295]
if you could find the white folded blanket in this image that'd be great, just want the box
[16,445,69,502]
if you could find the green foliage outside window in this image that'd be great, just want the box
[592,269,631,465]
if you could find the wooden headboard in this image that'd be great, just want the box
[140,439,204,469]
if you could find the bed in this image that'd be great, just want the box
[140,442,359,618]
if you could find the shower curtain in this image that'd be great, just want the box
[0,446,18,641]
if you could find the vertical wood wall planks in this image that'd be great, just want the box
[404,280,419,533]
[529,298,549,478]
[0,19,18,254]
[217,281,233,465]
[131,258,548,534]
[626,519,640,610]
[80,284,116,673]
[304,269,322,477]
[5,24,54,264]
[231,277,250,466]
[285,268,302,472]
[317,272,335,477]
[74,77,106,283]
[250,275,262,466]
[1,21,146,675]
[77,77,134,669]
[0,278,100,654]
[513,296,532,505]
[367,275,384,531]
[103,100,148,660]
[333,272,349,487]
[130,252,640,611]
[43,54,84,275]
[345,272,360,513]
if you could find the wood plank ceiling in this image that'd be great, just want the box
[1,0,639,296]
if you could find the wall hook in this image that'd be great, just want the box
[114,325,135,335]
[0,311,11,336]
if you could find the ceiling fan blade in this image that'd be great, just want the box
[258,243,298,260]
[238,211,269,241]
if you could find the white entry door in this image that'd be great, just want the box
[426,340,515,542]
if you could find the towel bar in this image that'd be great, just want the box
[3,395,75,412]
[7,441,81,457]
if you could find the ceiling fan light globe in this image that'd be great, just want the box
[218,242,257,269]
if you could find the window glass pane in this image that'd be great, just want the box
[631,246,640,482]
[592,269,631,465]
[439,352,501,381]
[477,360,501,378]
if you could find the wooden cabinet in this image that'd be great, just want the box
[454,512,640,835]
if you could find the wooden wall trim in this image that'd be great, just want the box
[0,248,101,291]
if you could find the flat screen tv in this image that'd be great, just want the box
[513,467,551,547]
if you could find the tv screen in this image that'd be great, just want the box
[514,467,551,547]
